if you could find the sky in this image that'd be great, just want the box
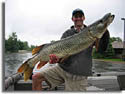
[5,0,125,46]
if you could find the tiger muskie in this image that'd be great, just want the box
[17,13,115,81]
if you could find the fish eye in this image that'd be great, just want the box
[100,20,103,23]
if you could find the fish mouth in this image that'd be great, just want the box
[99,13,115,26]
[108,14,115,25]
[111,14,115,18]
[103,13,115,26]
[107,13,115,20]
[110,14,115,22]
[106,13,115,18]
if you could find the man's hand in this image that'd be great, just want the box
[49,54,59,64]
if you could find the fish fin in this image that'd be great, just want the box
[17,58,31,73]
[60,55,69,63]
[95,38,100,52]
[37,61,48,69]
[17,58,34,81]
[32,44,45,55]
[24,66,33,81]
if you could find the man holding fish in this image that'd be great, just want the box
[31,8,112,91]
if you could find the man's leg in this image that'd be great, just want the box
[64,72,88,91]
[32,65,65,90]
[65,78,88,91]
[32,72,45,90]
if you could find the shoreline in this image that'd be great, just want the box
[5,51,125,63]
[5,50,32,54]
[93,59,125,64]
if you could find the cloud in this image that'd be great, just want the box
[5,0,125,46]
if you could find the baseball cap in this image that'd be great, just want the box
[72,8,84,16]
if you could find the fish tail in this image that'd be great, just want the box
[17,58,33,81]
[23,66,33,81]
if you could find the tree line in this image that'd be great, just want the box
[93,37,122,59]
[5,32,36,52]
[5,32,122,59]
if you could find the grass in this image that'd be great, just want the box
[102,58,124,62]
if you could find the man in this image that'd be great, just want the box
[32,8,109,91]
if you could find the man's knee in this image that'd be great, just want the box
[32,73,45,90]
[32,73,45,82]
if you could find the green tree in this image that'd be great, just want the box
[5,32,38,52]
[104,39,115,58]
[18,40,24,50]
[5,32,19,52]
[110,37,122,43]
[5,39,9,52]
[18,40,30,50]
[28,45,36,51]
[23,42,29,50]
[93,37,115,59]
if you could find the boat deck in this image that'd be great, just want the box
[5,72,125,91]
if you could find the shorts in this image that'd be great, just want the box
[40,64,88,91]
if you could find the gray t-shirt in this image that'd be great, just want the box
[59,25,93,76]
[59,25,109,76]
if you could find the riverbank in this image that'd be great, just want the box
[18,50,31,53]
[5,50,32,54]
[94,59,125,64]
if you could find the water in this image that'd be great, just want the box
[4,53,125,77]
[4,52,32,77]
[92,60,125,73]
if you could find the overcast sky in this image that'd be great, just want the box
[5,0,125,46]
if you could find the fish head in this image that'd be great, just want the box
[89,13,115,38]
[97,13,115,30]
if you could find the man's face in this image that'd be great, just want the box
[72,13,85,27]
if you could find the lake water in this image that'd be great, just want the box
[4,53,125,77]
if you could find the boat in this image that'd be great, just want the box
[4,70,125,91]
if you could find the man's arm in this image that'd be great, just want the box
[49,30,70,64]
[96,29,110,53]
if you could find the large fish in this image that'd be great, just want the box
[17,13,115,81]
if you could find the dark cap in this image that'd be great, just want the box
[72,8,84,16]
